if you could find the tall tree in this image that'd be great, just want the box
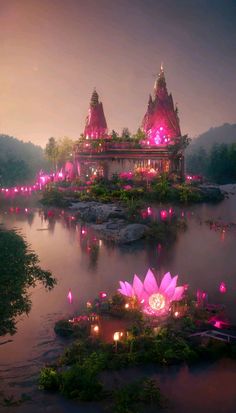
[45,137,59,170]
[0,227,56,336]
[57,137,75,167]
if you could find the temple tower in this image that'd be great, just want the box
[142,65,181,146]
[84,89,108,139]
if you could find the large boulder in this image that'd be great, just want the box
[198,185,224,202]
[117,224,148,244]
[70,202,126,222]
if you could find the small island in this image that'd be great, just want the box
[39,269,236,413]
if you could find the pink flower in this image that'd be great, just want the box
[118,269,184,316]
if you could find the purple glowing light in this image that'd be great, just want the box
[118,269,185,316]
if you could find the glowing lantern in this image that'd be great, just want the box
[124,303,129,309]
[92,325,99,334]
[113,332,120,342]
[219,282,227,293]
[99,291,107,299]
[67,289,73,304]
[160,210,168,220]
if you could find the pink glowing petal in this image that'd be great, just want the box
[164,275,178,299]
[172,286,185,301]
[132,275,144,300]
[159,272,172,293]
[125,281,133,297]
[143,269,158,294]
[119,281,129,296]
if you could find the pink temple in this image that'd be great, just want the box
[84,89,108,139]
[141,65,181,146]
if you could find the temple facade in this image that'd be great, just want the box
[74,67,185,181]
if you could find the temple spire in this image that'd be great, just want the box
[90,88,99,107]
[84,89,108,139]
[154,63,167,98]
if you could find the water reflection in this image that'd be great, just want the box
[1,187,236,409]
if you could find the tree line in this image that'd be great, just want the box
[0,134,48,186]
[186,143,236,184]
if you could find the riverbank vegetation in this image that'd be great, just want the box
[0,226,56,335]
[0,134,48,186]
[39,291,236,412]
[186,143,236,184]
[40,174,224,209]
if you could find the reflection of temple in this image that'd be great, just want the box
[74,66,185,181]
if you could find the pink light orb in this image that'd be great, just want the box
[99,291,107,299]
[219,282,227,293]
[160,210,168,220]
[147,207,152,215]
[67,289,73,304]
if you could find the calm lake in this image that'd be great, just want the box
[1,185,236,412]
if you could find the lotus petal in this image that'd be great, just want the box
[143,269,158,294]
[125,281,133,297]
[172,286,185,301]
[164,275,178,299]
[133,275,144,300]
[119,281,129,296]
[159,272,172,293]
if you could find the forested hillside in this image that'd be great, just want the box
[187,123,236,153]
[186,124,236,184]
[0,134,48,186]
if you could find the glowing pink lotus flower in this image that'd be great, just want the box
[118,269,185,316]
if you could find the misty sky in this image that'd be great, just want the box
[0,0,235,147]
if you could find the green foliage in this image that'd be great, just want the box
[186,142,236,184]
[0,134,48,186]
[54,319,90,339]
[45,136,75,170]
[145,219,187,244]
[60,361,104,400]
[40,188,71,207]
[39,367,60,391]
[0,227,56,335]
[112,378,162,413]
[45,137,59,170]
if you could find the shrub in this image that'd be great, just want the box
[60,362,104,400]
[39,367,60,391]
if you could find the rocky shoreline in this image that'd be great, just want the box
[68,185,224,244]
[70,201,148,243]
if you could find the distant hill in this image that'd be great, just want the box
[0,134,48,186]
[187,123,236,153]
[186,124,236,183]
